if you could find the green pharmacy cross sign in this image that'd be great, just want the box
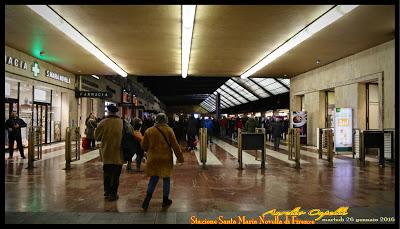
[32,62,40,77]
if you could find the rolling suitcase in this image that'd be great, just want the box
[82,137,89,149]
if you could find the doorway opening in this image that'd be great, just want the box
[366,82,379,130]
[5,98,19,150]
[33,102,51,144]
[325,89,335,128]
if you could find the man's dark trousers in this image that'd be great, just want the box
[103,164,123,197]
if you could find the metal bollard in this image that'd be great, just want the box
[199,128,207,166]
[261,129,266,169]
[318,129,323,159]
[65,127,71,170]
[203,128,205,163]
[359,131,365,167]
[294,129,300,169]
[255,129,259,160]
[238,128,243,170]
[203,128,207,165]
[288,128,296,161]
[288,129,292,160]
[75,127,80,160]
[352,129,356,159]
[27,126,35,169]
[37,126,43,160]
[199,128,202,160]
[327,130,333,167]
[259,128,267,169]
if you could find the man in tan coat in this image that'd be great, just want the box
[95,104,133,201]
[141,113,184,210]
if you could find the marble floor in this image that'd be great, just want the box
[4,137,396,224]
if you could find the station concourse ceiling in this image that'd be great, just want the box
[5,5,395,106]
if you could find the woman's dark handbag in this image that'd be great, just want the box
[121,119,135,161]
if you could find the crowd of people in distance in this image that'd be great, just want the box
[166,113,289,151]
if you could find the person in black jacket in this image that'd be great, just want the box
[186,115,198,151]
[271,117,283,151]
[5,111,27,159]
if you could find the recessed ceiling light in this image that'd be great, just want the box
[240,5,358,79]
[27,5,128,77]
[181,5,196,79]
[316,60,321,64]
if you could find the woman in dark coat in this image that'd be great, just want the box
[85,113,98,149]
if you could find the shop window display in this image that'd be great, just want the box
[19,82,33,146]
[5,77,19,150]
[51,91,62,142]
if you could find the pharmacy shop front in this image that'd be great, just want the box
[5,46,78,150]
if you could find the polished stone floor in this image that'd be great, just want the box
[4,137,396,224]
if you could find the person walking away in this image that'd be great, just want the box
[219,117,228,137]
[141,113,184,210]
[181,117,188,144]
[283,119,289,141]
[244,114,257,133]
[245,114,258,158]
[95,104,133,201]
[212,117,219,140]
[127,117,145,172]
[265,118,271,142]
[228,117,235,140]
[204,117,214,144]
[234,117,243,141]
[5,111,27,159]
[271,118,283,151]
[85,113,98,149]
[186,114,198,151]
[142,116,153,136]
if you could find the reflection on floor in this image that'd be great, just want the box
[5,137,395,224]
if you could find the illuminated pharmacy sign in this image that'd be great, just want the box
[75,90,111,98]
[32,62,40,77]
[45,70,71,84]
[334,108,352,152]
[6,53,71,84]
[5,55,28,71]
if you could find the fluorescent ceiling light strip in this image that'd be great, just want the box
[181,5,196,78]
[240,5,358,79]
[91,74,99,80]
[27,5,128,77]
